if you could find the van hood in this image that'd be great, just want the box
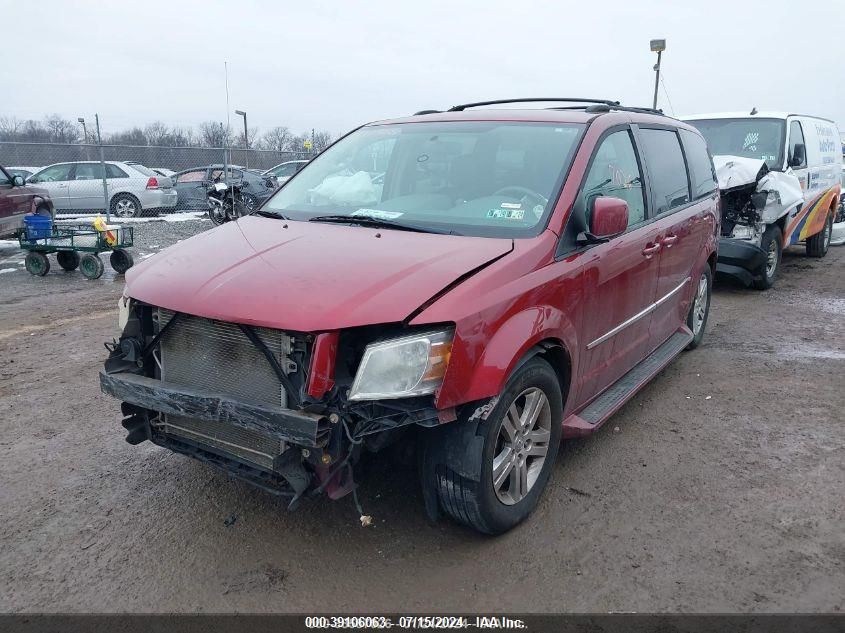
[125,215,513,331]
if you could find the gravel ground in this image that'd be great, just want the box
[0,218,843,613]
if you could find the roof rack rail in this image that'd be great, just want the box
[447,98,620,112]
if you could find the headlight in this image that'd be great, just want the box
[118,291,132,330]
[730,224,756,239]
[348,330,453,401]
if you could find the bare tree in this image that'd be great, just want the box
[235,126,259,149]
[169,126,196,147]
[107,128,147,145]
[199,121,232,148]
[144,121,171,146]
[0,116,21,140]
[44,115,76,143]
[259,126,293,152]
[18,120,51,142]
[312,130,334,152]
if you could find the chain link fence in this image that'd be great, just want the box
[0,140,317,218]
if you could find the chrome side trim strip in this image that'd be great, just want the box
[586,276,691,350]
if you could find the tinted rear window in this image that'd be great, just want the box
[638,129,690,215]
[679,129,717,199]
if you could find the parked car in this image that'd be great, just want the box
[100,99,719,534]
[7,166,41,180]
[683,112,842,288]
[172,165,276,211]
[0,164,54,237]
[263,159,309,185]
[27,161,176,218]
[831,164,845,246]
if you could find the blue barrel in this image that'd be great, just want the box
[24,214,53,240]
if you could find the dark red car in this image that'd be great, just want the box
[0,165,54,237]
[101,99,719,533]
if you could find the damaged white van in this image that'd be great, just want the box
[683,112,842,288]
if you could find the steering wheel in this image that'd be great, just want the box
[493,186,548,208]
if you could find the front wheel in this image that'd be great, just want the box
[806,211,833,258]
[426,357,563,534]
[208,201,228,225]
[25,252,50,276]
[110,249,134,274]
[752,225,782,290]
[685,265,712,350]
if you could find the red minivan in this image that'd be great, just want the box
[101,99,719,533]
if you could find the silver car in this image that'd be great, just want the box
[263,159,309,185]
[27,161,177,217]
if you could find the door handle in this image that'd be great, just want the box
[642,243,661,258]
[661,234,678,248]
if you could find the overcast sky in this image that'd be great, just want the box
[2,0,843,138]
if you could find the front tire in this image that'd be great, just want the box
[56,250,80,271]
[752,225,782,290]
[685,265,712,350]
[428,357,563,534]
[806,211,833,258]
[25,252,50,276]
[110,249,134,274]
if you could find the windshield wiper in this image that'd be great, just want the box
[251,208,289,220]
[308,214,457,235]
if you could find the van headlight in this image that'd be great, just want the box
[348,330,453,401]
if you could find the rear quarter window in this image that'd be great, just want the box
[679,129,717,199]
[638,128,691,215]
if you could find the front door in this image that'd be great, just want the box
[575,128,661,406]
[29,163,74,210]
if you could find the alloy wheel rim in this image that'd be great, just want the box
[766,241,778,277]
[492,387,552,505]
[115,199,136,217]
[692,274,708,335]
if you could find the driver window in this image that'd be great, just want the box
[788,120,806,168]
[582,130,645,226]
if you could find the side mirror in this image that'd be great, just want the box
[790,143,806,167]
[587,196,629,241]
[12,175,24,187]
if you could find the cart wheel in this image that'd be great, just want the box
[57,251,80,272]
[80,253,105,280]
[110,249,134,274]
[25,252,50,276]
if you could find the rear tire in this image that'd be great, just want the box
[111,194,142,218]
[80,253,104,279]
[752,225,782,290]
[109,249,134,274]
[806,211,832,258]
[56,250,80,271]
[426,357,563,534]
[25,252,50,276]
[685,265,712,350]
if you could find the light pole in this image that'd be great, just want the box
[77,117,87,143]
[235,109,248,168]
[650,39,666,111]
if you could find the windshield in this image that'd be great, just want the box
[685,118,786,170]
[263,121,585,237]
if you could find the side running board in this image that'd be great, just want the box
[578,329,693,427]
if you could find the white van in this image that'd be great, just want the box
[682,112,842,288]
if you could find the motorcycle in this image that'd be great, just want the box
[206,180,248,225]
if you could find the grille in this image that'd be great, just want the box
[154,308,298,471]
[157,308,293,408]
[157,415,284,471]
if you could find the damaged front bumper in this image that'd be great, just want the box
[715,237,768,286]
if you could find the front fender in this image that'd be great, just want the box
[435,305,579,410]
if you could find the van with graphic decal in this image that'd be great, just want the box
[683,112,842,289]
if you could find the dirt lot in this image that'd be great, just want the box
[1,218,843,613]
